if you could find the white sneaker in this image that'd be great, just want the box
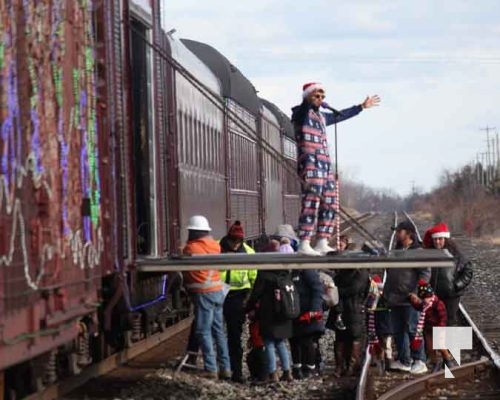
[298,240,322,256]
[410,360,428,374]
[314,238,336,255]
[390,360,411,372]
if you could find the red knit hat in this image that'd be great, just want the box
[372,274,382,284]
[302,82,324,98]
[423,223,450,248]
[228,220,244,240]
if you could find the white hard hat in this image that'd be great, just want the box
[186,215,212,231]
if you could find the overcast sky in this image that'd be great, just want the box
[161,0,500,196]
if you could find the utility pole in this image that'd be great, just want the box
[495,130,500,180]
[480,126,496,185]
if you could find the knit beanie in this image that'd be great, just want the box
[228,220,244,240]
[417,279,434,298]
[302,82,324,98]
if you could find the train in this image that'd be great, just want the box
[0,0,300,397]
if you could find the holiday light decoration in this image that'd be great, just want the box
[0,0,103,290]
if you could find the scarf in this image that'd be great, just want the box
[410,294,436,351]
[367,310,380,355]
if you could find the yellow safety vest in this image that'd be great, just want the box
[219,243,257,291]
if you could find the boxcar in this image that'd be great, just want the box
[0,0,109,376]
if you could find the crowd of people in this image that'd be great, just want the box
[179,214,473,383]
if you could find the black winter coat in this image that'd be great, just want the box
[292,269,325,337]
[431,250,473,299]
[327,269,370,340]
[246,270,293,340]
[384,240,431,307]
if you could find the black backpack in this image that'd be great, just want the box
[272,272,301,320]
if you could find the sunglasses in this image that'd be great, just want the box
[313,94,325,99]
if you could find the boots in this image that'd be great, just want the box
[292,365,304,380]
[302,364,316,378]
[281,370,293,382]
[333,341,346,378]
[298,240,321,256]
[314,238,336,255]
[345,341,362,377]
[267,371,279,383]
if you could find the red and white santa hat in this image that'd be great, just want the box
[302,82,324,98]
[423,222,450,247]
[430,223,450,239]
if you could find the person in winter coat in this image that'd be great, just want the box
[290,269,325,379]
[182,215,231,380]
[365,274,394,374]
[291,82,380,256]
[409,280,458,372]
[219,221,257,383]
[326,268,370,377]
[246,242,294,382]
[423,223,473,326]
[384,220,430,375]
[273,224,299,252]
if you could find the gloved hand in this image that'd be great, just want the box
[298,311,323,323]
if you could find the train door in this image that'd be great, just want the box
[130,17,158,255]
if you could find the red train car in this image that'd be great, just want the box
[1,1,301,397]
[164,35,226,245]
[0,0,112,388]
[182,40,264,239]
[260,100,285,235]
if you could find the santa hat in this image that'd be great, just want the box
[302,82,324,99]
[423,223,450,248]
[431,223,450,239]
[227,220,244,240]
[417,279,434,298]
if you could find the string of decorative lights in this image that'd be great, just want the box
[51,0,71,237]
[0,0,103,291]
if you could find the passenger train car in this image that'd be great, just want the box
[0,0,300,397]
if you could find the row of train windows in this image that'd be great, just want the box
[229,132,258,191]
[178,110,224,173]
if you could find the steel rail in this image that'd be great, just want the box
[403,211,423,243]
[22,317,193,400]
[339,212,374,235]
[356,211,398,400]
[404,211,500,368]
[358,212,498,400]
[459,303,500,369]
[376,358,490,400]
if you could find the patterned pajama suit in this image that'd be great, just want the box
[293,103,363,241]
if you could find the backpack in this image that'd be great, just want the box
[272,273,301,320]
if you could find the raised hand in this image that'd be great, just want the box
[361,95,381,109]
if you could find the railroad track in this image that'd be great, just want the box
[357,212,500,400]
[22,317,193,400]
[18,213,378,400]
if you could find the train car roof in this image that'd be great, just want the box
[261,103,280,127]
[260,98,295,140]
[181,39,260,116]
[165,34,222,95]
